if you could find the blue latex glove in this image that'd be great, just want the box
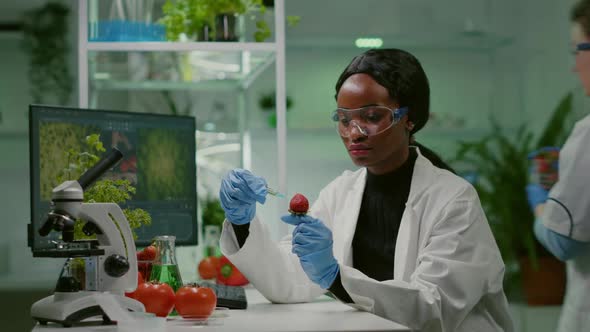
[526,183,548,211]
[219,169,267,225]
[281,214,339,289]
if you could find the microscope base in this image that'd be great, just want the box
[31,291,144,327]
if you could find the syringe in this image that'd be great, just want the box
[266,186,285,198]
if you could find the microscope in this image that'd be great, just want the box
[31,148,145,327]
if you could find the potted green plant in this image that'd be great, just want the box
[201,197,225,257]
[452,92,574,304]
[21,2,73,104]
[160,0,270,42]
[258,91,293,128]
[209,0,269,41]
[161,0,214,41]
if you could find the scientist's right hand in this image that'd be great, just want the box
[219,169,268,225]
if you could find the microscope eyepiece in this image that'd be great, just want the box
[77,148,123,190]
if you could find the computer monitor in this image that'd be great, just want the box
[28,105,197,254]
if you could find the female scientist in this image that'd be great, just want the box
[525,1,590,330]
[219,49,514,332]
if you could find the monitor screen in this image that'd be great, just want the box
[29,105,197,253]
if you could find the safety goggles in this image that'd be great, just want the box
[572,42,590,55]
[331,105,408,138]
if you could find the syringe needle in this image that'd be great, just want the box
[266,186,285,198]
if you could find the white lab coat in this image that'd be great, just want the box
[221,149,514,332]
[542,114,590,332]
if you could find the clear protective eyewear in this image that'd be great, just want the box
[572,42,590,55]
[331,105,409,138]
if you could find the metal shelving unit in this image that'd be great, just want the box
[77,0,289,236]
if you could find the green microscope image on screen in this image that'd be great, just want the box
[39,123,101,201]
[30,105,198,247]
[38,124,194,203]
[137,128,194,201]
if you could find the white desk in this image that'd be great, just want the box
[32,289,409,332]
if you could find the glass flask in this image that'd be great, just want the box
[149,235,183,291]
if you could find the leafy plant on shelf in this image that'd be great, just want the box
[160,0,299,42]
[21,2,73,105]
[201,196,225,231]
[258,91,294,128]
[258,91,293,110]
[160,0,213,41]
[57,134,151,240]
[200,196,225,257]
[211,0,270,42]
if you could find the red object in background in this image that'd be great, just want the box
[138,261,152,281]
[120,155,137,173]
[537,161,550,173]
[198,256,220,280]
[216,256,249,286]
[289,193,309,215]
[520,256,565,305]
[137,245,156,280]
[134,282,176,317]
[529,148,560,190]
[137,245,156,261]
[125,272,145,299]
[175,284,217,319]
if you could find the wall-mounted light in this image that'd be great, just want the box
[355,38,383,48]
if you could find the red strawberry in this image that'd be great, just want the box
[289,193,309,215]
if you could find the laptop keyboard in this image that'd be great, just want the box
[199,282,248,309]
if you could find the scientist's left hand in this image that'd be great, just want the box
[526,183,548,211]
[281,214,339,289]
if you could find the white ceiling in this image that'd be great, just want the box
[284,0,513,49]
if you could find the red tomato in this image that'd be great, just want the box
[216,256,249,286]
[137,245,157,261]
[198,256,220,280]
[175,284,217,319]
[134,282,176,317]
[125,272,145,299]
[138,261,152,280]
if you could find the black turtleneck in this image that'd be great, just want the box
[353,148,417,280]
[329,149,417,301]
